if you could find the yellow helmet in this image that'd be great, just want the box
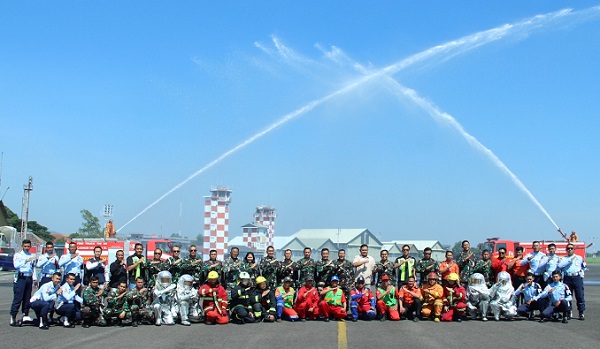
[446,273,459,281]
[255,276,267,284]
[207,271,219,280]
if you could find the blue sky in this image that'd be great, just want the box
[1,1,599,251]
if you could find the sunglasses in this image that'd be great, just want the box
[566,248,574,251]
[190,249,197,252]
[173,250,180,253]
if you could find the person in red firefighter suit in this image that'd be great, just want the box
[199,271,229,325]
[350,276,376,322]
[441,272,467,322]
[319,275,347,321]
[294,274,321,321]
[376,274,400,321]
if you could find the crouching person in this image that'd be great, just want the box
[199,271,229,324]
[489,271,517,321]
[376,275,400,321]
[319,276,347,321]
[229,272,255,324]
[294,274,321,321]
[175,274,200,326]
[534,270,572,324]
[128,277,154,326]
[104,281,131,326]
[152,271,177,326]
[81,276,108,327]
[30,272,62,330]
[398,276,422,321]
[441,273,466,322]
[420,272,443,322]
[55,273,83,328]
[515,272,542,319]
[251,276,277,322]
[276,276,299,321]
[350,276,376,322]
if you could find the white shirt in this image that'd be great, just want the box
[353,254,376,284]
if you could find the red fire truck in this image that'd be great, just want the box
[64,237,173,264]
[481,237,588,260]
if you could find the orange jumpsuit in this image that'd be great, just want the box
[421,283,443,318]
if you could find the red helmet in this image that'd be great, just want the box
[427,272,438,280]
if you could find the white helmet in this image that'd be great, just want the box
[157,270,173,289]
[179,274,194,291]
[469,273,485,286]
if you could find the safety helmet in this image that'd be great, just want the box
[497,271,511,284]
[207,271,219,280]
[331,275,339,282]
[157,270,173,288]
[446,273,459,282]
[356,276,365,284]
[179,274,194,291]
[427,272,438,280]
[255,276,267,284]
[469,273,484,286]
[239,271,251,280]
[283,276,293,283]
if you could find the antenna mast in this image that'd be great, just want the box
[20,176,33,243]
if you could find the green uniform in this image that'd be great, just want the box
[259,256,280,289]
[81,286,108,326]
[377,286,398,307]
[294,258,316,288]
[457,251,477,285]
[332,258,354,303]
[473,259,494,288]
[278,258,296,286]
[127,287,154,323]
[374,259,396,285]
[316,259,336,286]
[145,259,168,289]
[181,256,203,284]
[104,290,131,322]
[202,259,223,285]
[241,261,260,280]
[416,258,440,285]
[167,257,184,282]
[223,257,243,290]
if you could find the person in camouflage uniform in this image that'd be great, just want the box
[81,276,108,327]
[278,249,296,287]
[473,250,494,288]
[259,246,280,290]
[457,240,477,286]
[241,252,260,281]
[294,247,316,288]
[166,246,184,283]
[316,248,336,287]
[180,245,203,287]
[223,247,243,295]
[416,247,440,286]
[104,281,132,326]
[128,277,154,326]
[332,249,355,309]
[202,249,223,285]
[146,248,168,289]
[374,249,396,286]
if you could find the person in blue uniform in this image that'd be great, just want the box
[519,241,546,287]
[37,241,60,286]
[10,239,37,326]
[59,242,84,294]
[558,243,586,320]
[55,273,83,327]
[514,272,543,319]
[534,270,572,323]
[30,272,62,329]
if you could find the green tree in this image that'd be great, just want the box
[171,232,182,238]
[4,205,54,242]
[70,209,103,238]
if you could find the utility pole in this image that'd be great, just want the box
[20,176,33,244]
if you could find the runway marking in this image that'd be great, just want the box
[338,321,348,349]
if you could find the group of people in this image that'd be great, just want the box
[9,238,587,330]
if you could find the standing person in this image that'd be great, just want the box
[534,270,572,323]
[145,248,167,289]
[394,245,416,287]
[278,249,296,286]
[229,272,256,324]
[519,241,546,287]
[473,250,494,288]
[55,273,83,328]
[508,246,527,306]
[81,276,108,328]
[441,273,466,322]
[84,246,109,288]
[223,247,243,294]
[353,244,376,290]
[37,241,59,286]
[128,277,154,327]
[349,276,376,322]
[59,242,84,293]
[421,272,444,322]
[202,249,223,287]
[109,250,128,291]
[166,246,183,282]
[295,247,316,289]
[181,245,203,286]
[10,239,37,326]
[439,251,459,286]
[515,272,543,320]
[294,274,320,321]
[29,272,62,330]
[416,248,439,286]
[259,246,279,290]
[126,243,147,290]
[241,252,260,281]
[398,276,422,322]
[199,271,229,325]
[542,244,561,288]
[376,275,400,321]
[491,247,513,281]
[457,240,476,286]
[332,249,354,304]
[275,276,299,321]
[319,276,347,321]
[316,248,336,287]
[374,249,396,286]
[558,243,586,320]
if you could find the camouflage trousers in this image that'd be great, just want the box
[130,304,154,322]
[103,308,132,322]
[81,306,107,326]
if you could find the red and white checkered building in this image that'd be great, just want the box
[202,187,232,261]
[253,205,276,247]
[241,223,268,252]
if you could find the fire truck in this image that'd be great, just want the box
[64,237,174,265]
[481,237,588,260]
